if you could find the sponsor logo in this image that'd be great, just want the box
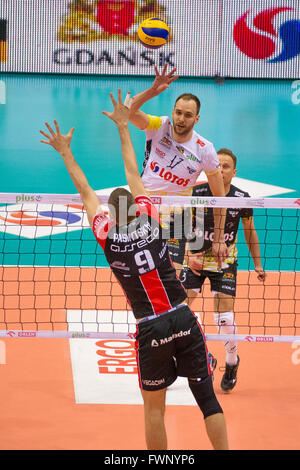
[150,162,190,187]
[152,329,191,347]
[6,331,36,337]
[142,378,165,387]
[110,261,130,271]
[159,136,172,148]
[223,272,235,279]
[110,226,159,253]
[234,191,245,197]
[234,7,300,63]
[150,197,162,205]
[53,48,175,68]
[0,206,81,227]
[176,145,185,154]
[71,332,91,338]
[135,196,151,206]
[155,147,166,158]
[15,194,42,204]
[96,339,137,374]
[190,197,211,206]
[196,138,206,147]
[245,336,274,342]
[18,332,37,337]
[93,213,108,234]
[294,199,300,206]
[187,166,196,175]
[0,203,87,238]
[228,210,239,217]
[186,154,201,163]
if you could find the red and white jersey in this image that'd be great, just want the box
[92,195,187,319]
[141,115,220,196]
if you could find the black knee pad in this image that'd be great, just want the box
[188,376,223,419]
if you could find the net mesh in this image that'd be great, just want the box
[0,193,300,341]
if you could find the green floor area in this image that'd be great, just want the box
[0,73,299,269]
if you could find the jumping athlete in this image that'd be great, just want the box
[128,64,228,273]
[180,148,266,392]
[39,90,228,451]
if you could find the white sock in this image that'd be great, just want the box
[214,311,238,366]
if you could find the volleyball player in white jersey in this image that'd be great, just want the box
[128,64,228,274]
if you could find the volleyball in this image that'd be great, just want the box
[137,18,169,49]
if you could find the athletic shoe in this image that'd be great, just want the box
[207,352,217,375]
[220,355,240,392]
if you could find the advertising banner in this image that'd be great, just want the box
[220,0,300,78]
[0,0,220,77]
[0,1,299,78]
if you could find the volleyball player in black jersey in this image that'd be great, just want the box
[39,90,228,451]
[181,149,266,391]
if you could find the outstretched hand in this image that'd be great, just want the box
[150,63,179,95]
[255,266,266,282]
[40,120,75,154]
[102,89,132,126]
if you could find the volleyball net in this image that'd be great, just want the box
[0,192,300,342]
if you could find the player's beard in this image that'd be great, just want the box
[173,121,195,138]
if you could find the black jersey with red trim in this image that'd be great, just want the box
[92,195,187,319]
[190,183,253,254]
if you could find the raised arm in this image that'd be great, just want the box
[129,64,179,130]
[39,121,99,227]
[102,89,147,199]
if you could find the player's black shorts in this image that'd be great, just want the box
[180,261,238,297]
[135,303,212,391]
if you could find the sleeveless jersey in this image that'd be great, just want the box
[141,115,220,197]
[92,195,187,319]
[189,183,253,271]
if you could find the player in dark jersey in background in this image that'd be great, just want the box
[39,91,228,451]
[180,148,266,392]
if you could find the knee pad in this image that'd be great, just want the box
[188,376,223,419]
[214,311,236,330]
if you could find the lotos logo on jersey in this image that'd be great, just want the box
[150,162,190,187]
[234,7,300,62]
[0,203,88,238]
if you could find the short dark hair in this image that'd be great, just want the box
[108,187,136,225]
[217,148,237,169]
[174,93,201,115]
